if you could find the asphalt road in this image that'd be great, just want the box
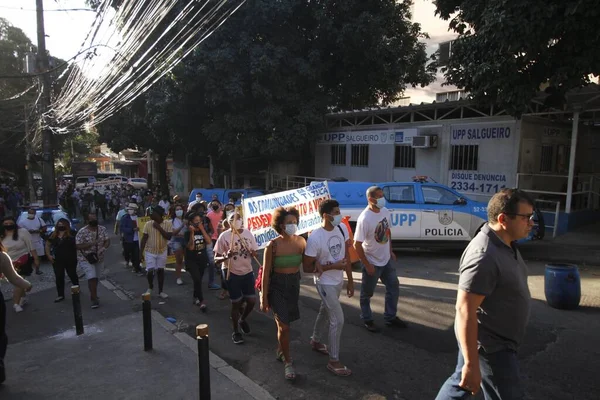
[7,221,600,400]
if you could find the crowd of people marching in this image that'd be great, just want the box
[1,184,536,399]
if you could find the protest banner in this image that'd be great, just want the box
[242,181,331,249]
[138,216,177,266]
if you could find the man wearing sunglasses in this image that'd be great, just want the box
[436,188,535,400]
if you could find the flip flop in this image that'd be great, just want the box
[310,340,329,355]
[327,364,352,377]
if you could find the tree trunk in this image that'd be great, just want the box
[157,151,169,195]
[230,157,237,189]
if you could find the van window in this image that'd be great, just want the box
[383,186,415,204]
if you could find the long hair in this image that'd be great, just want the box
[49,218,71,240]
[1,216,18,241]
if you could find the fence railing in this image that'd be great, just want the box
[534,199,561,239]
[516,173,600,212]
[270,174,328,191]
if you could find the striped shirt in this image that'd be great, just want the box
[143,220,173,254]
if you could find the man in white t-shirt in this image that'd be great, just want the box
[17,208,46,275]
[214,212,258,345]
[354,186,406,333]
[303,199,354,377]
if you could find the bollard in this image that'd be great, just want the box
[71,285,84,336]
[142,293,153,351]
[197,324,211,400]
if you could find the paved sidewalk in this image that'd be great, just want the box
[0,280,274,400]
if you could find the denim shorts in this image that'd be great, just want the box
[168,237,185,252]
[226,272,255,302]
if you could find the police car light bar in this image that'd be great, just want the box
[412,176,429,183]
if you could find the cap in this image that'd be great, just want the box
[127,203,138,210]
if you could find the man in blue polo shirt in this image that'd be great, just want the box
[436,188,534,400]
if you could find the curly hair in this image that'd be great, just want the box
[271,207,300,234]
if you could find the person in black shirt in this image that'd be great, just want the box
[185,213,212,311]
[45,218,79,303]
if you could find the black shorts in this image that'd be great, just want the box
[226,272,255,303]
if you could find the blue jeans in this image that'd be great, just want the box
[205,243,216,285]
[359,260,399,322]
[435,346,524,400]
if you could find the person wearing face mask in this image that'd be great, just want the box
[169,205,187,285]
[303,200,354,377]
[17,208,46,275]
[354,186,406,333]
[187,192,204,212]
[1,216,39,312]
[214,212,259,344]
[120,203,143,276]
[184,213,212,310]
[46,218,78,302]
[260,207,305,381]
[76,213,110,309]
[205,201,223,291]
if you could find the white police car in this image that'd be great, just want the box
[328,177,543,245]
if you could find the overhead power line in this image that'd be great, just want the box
[0,5,95,12]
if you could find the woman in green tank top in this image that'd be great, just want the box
[260,206,305,381]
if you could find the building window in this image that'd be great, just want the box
[450,145,478,171]
[394,145,416,168]
[351,144,369,167]
[540,145,554,173]
[438,40,454,65]
[330,144,346,166]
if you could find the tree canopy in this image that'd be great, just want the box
[434,0,600,115]
[97,0,436,170]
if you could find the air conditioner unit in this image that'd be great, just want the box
[411,135,438,148]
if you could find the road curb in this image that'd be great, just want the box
[151,313,276,400]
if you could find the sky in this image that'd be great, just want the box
[0,0,95,61]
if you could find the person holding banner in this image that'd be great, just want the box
[214,212,259,345]
[260,207,305,381]
[303,199,354,377]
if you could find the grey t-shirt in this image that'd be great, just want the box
[457,224,531,353]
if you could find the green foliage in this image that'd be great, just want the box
[434,0,600,115]
[97,0,435,165]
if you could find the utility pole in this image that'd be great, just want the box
[36,0,57,206]
[24,104,36,204]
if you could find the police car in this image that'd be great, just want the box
[328,177,544,246]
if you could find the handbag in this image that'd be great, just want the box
[14,253,33,276]
[80,228,99,264]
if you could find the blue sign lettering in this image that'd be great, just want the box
[391,213,417,226]
[452,126,512,141]
[395,132,404,143]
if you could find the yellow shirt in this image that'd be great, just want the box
[143,220,173,254]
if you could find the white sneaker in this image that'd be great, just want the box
[13,304,23,313]
[19,297,28,307]
[159,292,169,299]
[144,289,152,296]
[176,278,183,285]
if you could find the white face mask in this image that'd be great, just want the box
[375,197,386,209]
[175,210,183,217]
[232,220,243,230]
[331,214,342,227]
[284,224,297,236]
[27,214,35,220]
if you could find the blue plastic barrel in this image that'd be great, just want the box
[544,264,581,310]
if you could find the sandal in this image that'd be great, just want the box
[276,350,285,363]
[284,362,296,380]
[327,363,352,377]
[310,340,329,355]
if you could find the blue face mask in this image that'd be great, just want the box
[331,214,342,227]
[376,197,386,209]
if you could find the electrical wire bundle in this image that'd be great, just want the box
[50,0,246,132]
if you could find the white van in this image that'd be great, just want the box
[75,176,96,188]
